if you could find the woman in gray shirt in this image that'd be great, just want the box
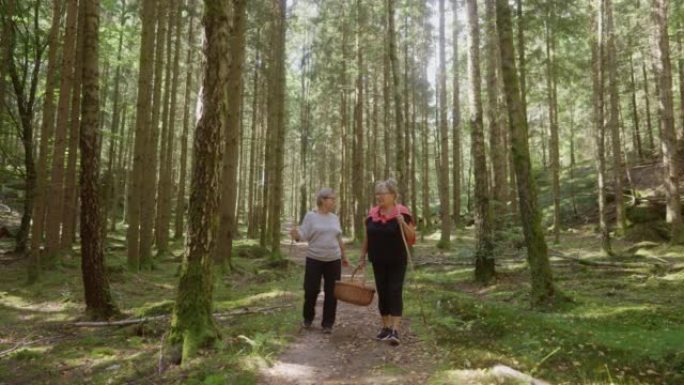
[290,188,348,334]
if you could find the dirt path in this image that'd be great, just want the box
[258,243,437,385]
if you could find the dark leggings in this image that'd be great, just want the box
[371,259,407,316]
[303,258,341,328]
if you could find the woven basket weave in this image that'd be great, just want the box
[335,267,375,306]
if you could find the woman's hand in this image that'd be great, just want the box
[341,256,349,267]
[290,226,300,241]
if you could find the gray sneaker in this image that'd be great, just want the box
[388,329,400,346]
[322,326,333,334]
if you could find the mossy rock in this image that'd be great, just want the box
[626,202,665,223]
[233,244,269,259]
[624,222,670,242]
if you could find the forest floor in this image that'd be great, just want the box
[257,242,438,385]
[1,225,683,385]
[258,242,551,385]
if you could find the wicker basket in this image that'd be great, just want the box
[335,267,375,306]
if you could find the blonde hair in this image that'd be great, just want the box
[375,178,399,198]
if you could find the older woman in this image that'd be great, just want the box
[290,188,349,334]
[359,179,416,346]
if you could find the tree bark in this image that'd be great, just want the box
[496,0,555,306]
[267,0,287,256]
[168,0,228,361]
[215,0,247,268]
[28,0,63,281]
[466,0,495,284]
[155,0,180,256]
[8,1,43,255]
[544,5,561,244]
[650,0,684,243]
[174,0,196,240]
[353,0,365,243]
[642,61,656,156]
[591,0,611,255]
[629,54,643,160]
[79,0,118,320]
[387,0,405,200]
[41,0,77,260]
[127,0,157,269]
[452,0,461,228]
[486,0,506,221]
[437,0,451,248]
[605,0,626,235]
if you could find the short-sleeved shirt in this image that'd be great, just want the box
[366,208,413,265]
[298,211,342,262]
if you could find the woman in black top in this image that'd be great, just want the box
[359,179,416,346]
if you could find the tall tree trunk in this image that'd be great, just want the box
[29,0,63,280]
[61,0,87,250]
[246,38,260,238]
[651,0,684,243]
[174,0,196,240]
[421,84,431,231]
[44,0,77,259]
[515,0,528,126]
[642,61,656,156]
[140,0,168,267]
[104,1,127,235]
[496,0,555,306]
[387,0,405,199]
[486,0,505,220]
[452,0,462,228]
[466,0,495,284]
[155,0,180,256]
[353,0,365,243]
[168,0,227,361]
[267,0,287,256]
[678,14,684,140]
[437,0,451,248]
[8,1,43,255]
[127,0,157,269]
[215,0,247,268]
[79,0,118,320]
[605,0,626,235]
[591,1,612,254]
[629,54,643,160]
[544,6,561,244]
[298,38,309,225]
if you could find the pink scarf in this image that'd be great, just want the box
[367,204,411,224]
[368,204,415,245]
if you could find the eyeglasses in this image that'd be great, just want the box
[323,196,336,200]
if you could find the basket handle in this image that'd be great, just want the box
[350,265,366,285]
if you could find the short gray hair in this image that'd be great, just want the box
[375,178,399,198]
[316,187,335,207]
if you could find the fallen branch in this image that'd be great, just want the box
[71,305,294,327]
[0,336,64,358]
[549,251,669,269]
[490,365,551,385]
[415,260,474,267]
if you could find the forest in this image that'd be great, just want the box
[0,0,683,384]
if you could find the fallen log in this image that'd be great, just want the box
[490,365,551,385]
[549,251,670,269]
[71,305,294,327]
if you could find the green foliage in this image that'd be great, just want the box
[406,232,684,384]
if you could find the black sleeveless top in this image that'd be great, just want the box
[366,213,412,265]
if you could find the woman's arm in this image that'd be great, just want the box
[338,235,349,267]
[397,214,416,243]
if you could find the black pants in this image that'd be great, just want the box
[303,258,341,328]
[371,259,407,316]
